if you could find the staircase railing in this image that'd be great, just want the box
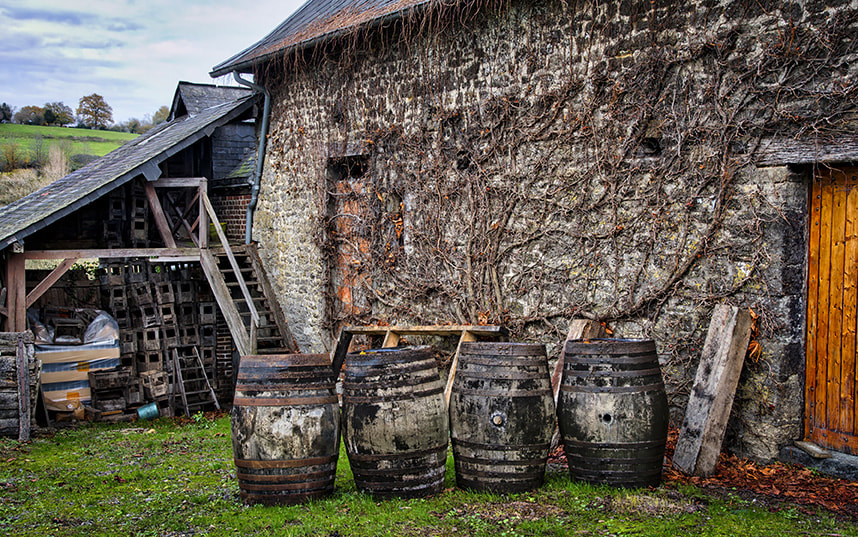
[200,191,259,355]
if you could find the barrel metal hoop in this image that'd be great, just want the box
[234,382,335,392]
[452,438,550,451]
[562,367,663,379]
[563,438,666,449]
[237,468,336,482]
[239,477,335,492]
[455,370,549,380]
[454,454,546,467]
[458,356,548,367]
[342,386,443,403]
[564,354,658,365]
[347,445,447,463]
[559,382,665,394]
[344,358,438,378]
[234,396,339,406]
[234,455,338,469]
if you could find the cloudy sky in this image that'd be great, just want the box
[0,0,305,124]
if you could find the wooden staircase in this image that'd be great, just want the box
[200,243,299,357]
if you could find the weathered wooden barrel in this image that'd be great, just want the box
[231,354,340,505]
[449,342,556,493]
[557,339,668,488]
[342,346,448,498]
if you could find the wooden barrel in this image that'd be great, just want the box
[231,354,340,505]
[449,342,556,493]
[342,346,448,498]
[557,339,668,488]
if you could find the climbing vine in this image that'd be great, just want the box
[254,0,857,419]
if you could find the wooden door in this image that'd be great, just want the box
[806,166,858,454]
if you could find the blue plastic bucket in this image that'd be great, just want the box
[137,402,159,420]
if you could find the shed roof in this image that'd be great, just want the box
[210,0,430,77]
[169,81,252,120]
[0,93,259,251]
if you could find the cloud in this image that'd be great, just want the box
[0,0,304,122]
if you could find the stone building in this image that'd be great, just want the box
[211,0,858,461]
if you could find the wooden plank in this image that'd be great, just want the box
[193,346,220,411]
[755,134,858,167]
[815,173,833,440]
[172,349,190,417]
[151,177,206,188]
[144,182,178,249]
[550,319,607,404]
[7,254,26,332]
[346,325,507,337]
[673,305,753,476]
[805,175,822,440]
[199,249,250,356]
[24,248,200,260]
[382,330,401,347]
[827,171,847,435]
[444,330,478,407]
[16,333,30,442]
[842,169,858,440]
[25,258,77,308]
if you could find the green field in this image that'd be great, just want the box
[0,123,138,160]
[0,415,854,537]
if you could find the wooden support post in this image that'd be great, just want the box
[673,305,753,476]
[198,180,208,249]
[5,253,26,332]
[551,319,607,404]
[444,330,477,407]
[16,333,30,442]
[144,182,177,249]
[382,330,401,347]
[26,258,77,308]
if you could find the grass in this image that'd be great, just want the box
[0,123,137,160]
[0,415,855,537]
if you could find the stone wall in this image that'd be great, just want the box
[250,0,858,461]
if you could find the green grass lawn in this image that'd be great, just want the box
[0,414,854,537]
[0,123,138,159]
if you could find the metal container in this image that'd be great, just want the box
[558,338,668,488]
[342,346,448,498]
[449,342,555,492]
[231,354,340,505]
[136,401,159,420]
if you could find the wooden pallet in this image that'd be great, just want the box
[330,324,508,405]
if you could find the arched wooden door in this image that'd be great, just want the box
[805,166,858,454]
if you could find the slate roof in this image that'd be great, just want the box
[0,93,259,250]
[210,0,430,77]
[169,82,252,120]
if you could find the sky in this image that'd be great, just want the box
[0,0,305,124]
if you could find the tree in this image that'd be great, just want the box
[44,102,74,125]
[76,93,113,129]
[0,102,13,123]
[13,105,45,125]
[152,105,170,125]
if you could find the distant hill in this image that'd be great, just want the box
[0,124,139,206]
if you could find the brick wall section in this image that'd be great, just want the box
[209,188,251,244]
[250,0,858,461]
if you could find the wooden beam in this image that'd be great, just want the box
[144,182,178,249]
[346,325,508,337]
[6,253,26,332]
[26,258,78,308]
[755,135,858,167]
[331,328,353,373]
[444,330,477,407]
[24,248,200,260]
[382,330,401,347]
[199,249,250,356]
[198,180,208,249]
[673,305,753,476]
[151,177,206,188]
